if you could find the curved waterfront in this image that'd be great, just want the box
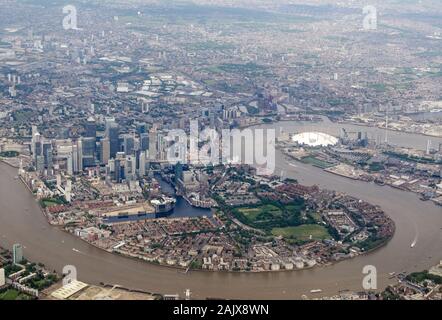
[0,122,441,299]
[273,117,442,151]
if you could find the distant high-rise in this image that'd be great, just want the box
[66,154,73,175]
[84,117,97,138]
[140,133,149,152]
[35,155,45,173]
[114,159,122,183]
[122,134,135,155]
[42,141,53,169]
[32,132,43,171]
[125,155,137,181]
[139,151,147,177]
[32,132,41,161]
[149,129,158,161]
[157,132,166,161]
[32,133,52,172]
[77,140,83,172]
[106,123,119,159]
[13,243,23,265]
[100,138,110,164]
[81,137,96,168]
[72,144,79,173]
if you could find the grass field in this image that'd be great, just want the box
[39,197,66,209]
[41,199,61,208]
[0,289,32,300]
[238,204,282,222]
[271,225,331,242]
[285,204,305,214]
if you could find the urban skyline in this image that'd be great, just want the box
[0,0,441,304]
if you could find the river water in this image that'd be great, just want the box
[269,117,442,150]
[0,121,441,299]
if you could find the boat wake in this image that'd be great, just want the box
[411,235,418,248]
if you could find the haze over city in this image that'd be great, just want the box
[0,0,441,304]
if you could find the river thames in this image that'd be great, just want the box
[0,121,441,299]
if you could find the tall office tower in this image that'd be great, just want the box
[130,155,137,178]
[123,134,135,155]
[100,138,110,164]
[106,122,120,159]
[149,129,158,161]
[157,132,167,161]
[85,116,97,138]
[32,133,42,165]
[114,159,122,183]
[13,243,23,265]
[77,140,84,172]
[34,140,42,163]
[140,133,149,151]
[72,144,79,173]
[42,141,53,169]
[67,154,73,175]
[36,155,45,173]
[0,268,5,287]
[135,149,141,170]
[125,155,137,181]
[65,180,72,203]
[81,137,96,168]
[139,151,147,177]
[31,131,41,158]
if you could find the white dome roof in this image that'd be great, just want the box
[292,132,338,147]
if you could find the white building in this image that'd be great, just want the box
[292,132,338,147]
